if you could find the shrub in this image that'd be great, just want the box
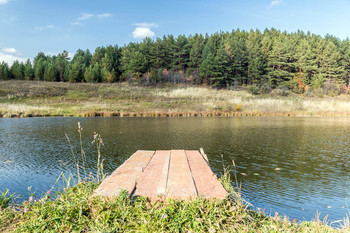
[260,83,272,94]
[304,88,313,97]
[272,85,290,96]
[313,88,324,97]
[323,80,340,96]
[247,85,259,95]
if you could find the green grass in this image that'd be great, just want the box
[1,174,348,232]
[2,80,350,118]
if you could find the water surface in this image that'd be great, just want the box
[0,117,349,223]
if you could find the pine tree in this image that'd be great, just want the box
[211,41,229,87]
[295,38,317,88]
[101,67,113,82]
[24,59,34,80]
[121,45,146,79]
[10,61,25,80]
[68,62,84,83]
[34,58,46,81]
[315,39,343,84]
[266,33,296,87]
[172,35,191,71]
[150,38,166,70]
[246,30,265,85]
[45,63,59,81]
[225,30,248,85]
[56,51,69,82]
[339,39,350,88]
[199,46,219,85]
[191,34,205,66]
[0,62,10,80]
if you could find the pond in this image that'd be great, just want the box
[1,117,350,223]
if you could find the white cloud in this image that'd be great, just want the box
[0,52,26,65]
[3,48,16,54]
[72,13,112,25]
[0,0,8,5]
[132,27,155,39]
[78,13,94,21]
[132,22,157,39]
[270,0,283,7]
[35,25,55,30]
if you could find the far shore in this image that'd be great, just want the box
[2,111,350,119]
[2,80,350,118]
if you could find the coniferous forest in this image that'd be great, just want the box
[2,28,350,94]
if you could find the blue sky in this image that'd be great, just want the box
[1,0,350,64]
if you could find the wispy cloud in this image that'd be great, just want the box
[0,0,9,5]
[133,22,158,28]
[97,13,112,18]
[35,25,55,31]
[269,0,283,7]
[77,13,94,21]
[2,48,16,54]
[72,13,112,25]
[71,21,81,25]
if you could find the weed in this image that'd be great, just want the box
[0,189,13,209]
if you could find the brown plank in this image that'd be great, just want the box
[133,150,170,199]
[186,150,228,199]
[199,148,209,163]
[94,150,155,197]
[167,150,197,199]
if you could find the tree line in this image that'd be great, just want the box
[1,28,350,93]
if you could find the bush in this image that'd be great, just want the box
[260,83,272,94]
[247,85,259,95]
[322,80,340,96]
[304,88,313,97]
[272,85,290,96]
[313,88,324,97]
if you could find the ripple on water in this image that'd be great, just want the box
[1,117,350,223]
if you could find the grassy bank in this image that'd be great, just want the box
[2,80,350,118]
[1,174,348,232]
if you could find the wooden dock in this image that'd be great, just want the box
[94,150,228,200]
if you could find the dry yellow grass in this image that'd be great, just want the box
[1,80,350,117]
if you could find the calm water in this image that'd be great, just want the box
[1,117,350,223]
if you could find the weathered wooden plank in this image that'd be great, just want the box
[157,151,170,195]
[199,148,209,163]
[134,150,170,198]
[167,150,197,199]
[186,150,228,199]
[94,150,155,197]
